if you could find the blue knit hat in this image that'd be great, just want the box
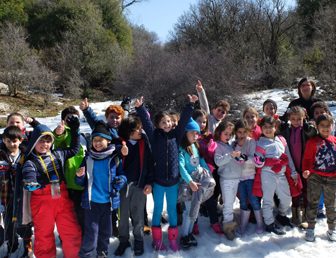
[185,118,200,133]
[92,121,112,141]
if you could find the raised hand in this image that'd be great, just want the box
[24,117,34,124]
[134,96,144,108]
[66,114,80,132]
[196,80,203,93]
[188,94,198,103]
[55,120,65,136]
[79,98,89,111]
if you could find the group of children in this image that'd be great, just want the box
[0,77,336,258]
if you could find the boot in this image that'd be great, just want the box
[223,221,238,240]
[133,240,144,256]
[192,223,199,235]
[211,223,224,234]
[114,241,131,256]
[265,223,285,235]
[168,227,180,252]
[151,226,167,251]
[240,209,250,235]
[291,207,302,227]
[254,210,264,234]
[276,214,293,228]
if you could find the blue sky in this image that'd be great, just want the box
[127,0,297,43]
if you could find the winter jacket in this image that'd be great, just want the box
[75,145,127,210]
[302,135,336,177]
[214,141,242,180]
[53,126,85,190]
[136,103,194,187]
[198,134,217,173]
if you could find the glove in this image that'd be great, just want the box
[254,154,265,166]
[24,182,41,192]
[241,154,248,161]
[112,176,127,191]
[121,96,131,112]
[66,114,80,132]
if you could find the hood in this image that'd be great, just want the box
[25,124,54,158]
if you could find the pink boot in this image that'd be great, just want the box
[151,226,167,251]
[211,222,224,234]
[168,227,180,252]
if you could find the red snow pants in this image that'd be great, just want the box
[30,183,82,258]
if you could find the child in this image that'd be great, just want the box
[22,116,82,258]
[196,80,230,134]
[302,114,336,242]
[279,106,309,228]
[178,118,215,248]
[214,120,241,240]
[192,109,223,234]
[263,99,278,118]
[169,111,180,129]
[243,107,261,140]
[113,116,153,256]
[76,121,127,257]
[135,94,198,252]
[233,120,263,234]
[254,116,299,235]
[0,126,25,257]
[53,106,86,232]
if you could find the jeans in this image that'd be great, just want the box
[238,179,261,211]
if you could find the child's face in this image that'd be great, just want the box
[159,115,172,132]
[106,112,122,129]
[212,107,227,121]
[313,107,327,120]
[289,114,303,128]
[196,115,207,132]
[261,123,276,138]
[186,131,199,144]
[129,126,142,141]
[220,127,232,143]
[244,112,258,128]
[7,115,24,130]
[317,120,332,138]
[170,115,179,129]
[264,103,276,116]
[92,136,111,152]
[3,137,22,153]
[35,135,53,155]
[236,128,248,142]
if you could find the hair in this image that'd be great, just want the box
[105,105,125,119]
[169,111,180,121]
[214,120,234,141]
[61,106,79,120]
[39,134,54,142]
[153,111,171,128]
[316,114,334,127]
[192,109,209,134]
[242,107,259,119]
[180,133,200,156]
[3,126,23,141]
[287,106,306,119]
[262,99,278,113]
[234,119,250,135]
[6,112,24,123]
[297,77,316,98]
[118,115,142,140]
[311,101,332,116]
[213,100,230,112]
[259,116,277,128]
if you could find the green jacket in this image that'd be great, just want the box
[53,126,85,190]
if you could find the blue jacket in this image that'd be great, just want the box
[75,145,127,210]
[136,103,194,186]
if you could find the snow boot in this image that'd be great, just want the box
[133,240,144,256]
[223,221,238,240]
[265,223,285,235]
[114,241,131,256]
[240,209,250,235]
[168,227,180,252]
[211,222,224,234]
[151,226,167,251]
[254,210,264,233]
[187,233,197,246]
[276,214,293,228]
[305,228,315,242]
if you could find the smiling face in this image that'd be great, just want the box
[220,127,233,143]
[264,103,276,116]
[212,107,227,121]
[299,81,313,100]
[317,120,332,138]
[195,115,207,132]
[34,135,53,155]
[106,111,122,129]
[92,136,110,152]
[261,123,276,139]
[158,115,172,133]
[244,112,258,129]
[236,128,248,142]
[289,113,303,128]
[7,115,25,130]
[3,137,22,154]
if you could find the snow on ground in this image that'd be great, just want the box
[2,90,336,258]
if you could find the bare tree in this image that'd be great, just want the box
[121,0,145,11]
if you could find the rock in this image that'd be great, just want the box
[0,83,9,95]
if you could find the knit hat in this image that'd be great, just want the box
[92,121,112,141]
[262,99,278,113]
[185,118,200,133]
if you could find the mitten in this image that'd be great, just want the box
[112,175,127,191]
[66,114,80,132]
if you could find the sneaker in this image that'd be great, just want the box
[187,234,197,246]
[317,210,326,219]
[265,223,286,235]
[192,223,199,235]
[97,251,108,258]
[327,229,336,242]
[211,223,224,234]
[134,240,144,256]
[180,236,191,249]
[114,241,131,256]
[305,228,315,242]
[276,215,293,228]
